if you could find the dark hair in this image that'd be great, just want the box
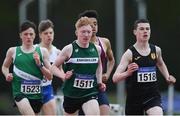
[19,20,36,33]
[78,10,98,19]
[133,19,150,30]
[38,19,54,33]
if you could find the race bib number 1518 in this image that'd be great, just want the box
[137,67,157,82]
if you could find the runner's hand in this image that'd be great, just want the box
[102,73,109,83]
[64,69,73,80]
[166,75,176,84]
[127,62,139,76]
[98,83,106,92]
[33,52,41,66]
[6,73,13,82]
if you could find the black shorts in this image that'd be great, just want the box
[14,95,43,113]
[125,95,162,115]
[63,95,97,114]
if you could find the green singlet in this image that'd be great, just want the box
[63,41,99,98]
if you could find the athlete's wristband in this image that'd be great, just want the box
[37,62,44,69]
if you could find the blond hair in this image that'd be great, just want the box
[75,16,93,29]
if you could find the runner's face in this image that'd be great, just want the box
[20,28,35,46]
[89,18,98,35]
[76,24,92,45]
[39,27,54,45]
[134,23,151,42]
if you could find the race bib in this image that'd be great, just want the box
[21,80,41,94]
[73,74,95,89]
[137,66,157,82]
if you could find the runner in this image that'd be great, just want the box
[113,19,176,115]
[78,9,115,115]
[38,19,61,115]
[1,21,52,115]
[51,16,106,115]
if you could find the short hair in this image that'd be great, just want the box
[38,19,54,33]
[75,17,93,29]
[133,19,150,30]
[19,21,36,33]
[78,10,98,19]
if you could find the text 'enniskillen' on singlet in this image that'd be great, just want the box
[62,41,99,98]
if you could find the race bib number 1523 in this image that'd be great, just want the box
[21,80,41,94]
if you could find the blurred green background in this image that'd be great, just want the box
[0,0,180,114]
